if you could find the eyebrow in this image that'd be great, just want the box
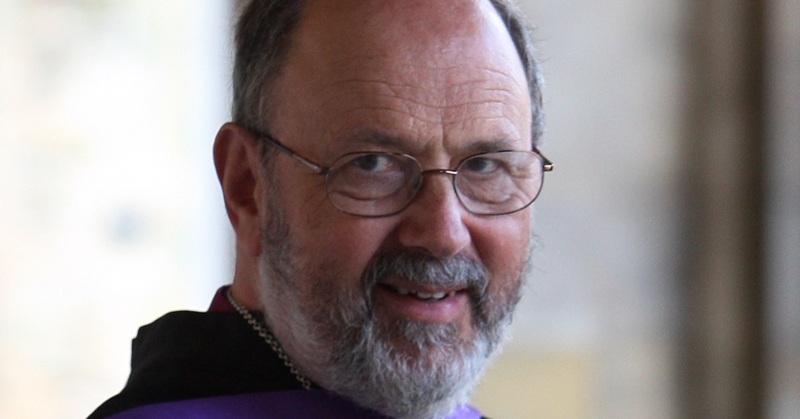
[344,129,410,150]
[460,137,521,155]
[341,128,524,155]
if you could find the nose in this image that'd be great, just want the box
[394,173,471,259]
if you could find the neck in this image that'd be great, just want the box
[229,261,263,310]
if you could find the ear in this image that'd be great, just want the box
[213,122,266,258]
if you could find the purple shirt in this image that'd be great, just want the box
[107,389,482,418]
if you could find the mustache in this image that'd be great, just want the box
[360,248,490,311]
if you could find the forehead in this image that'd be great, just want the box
[271,0,531,154]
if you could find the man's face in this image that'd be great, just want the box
[254,0,533,416]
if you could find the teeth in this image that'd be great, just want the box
[391,286,453,301]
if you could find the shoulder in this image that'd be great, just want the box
[88,310,303,418]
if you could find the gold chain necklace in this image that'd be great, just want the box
[226,289,312,390]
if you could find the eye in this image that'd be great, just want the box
[462,155,502,174]
[351,153,397,172]
[331,153,412,189]
[327,153,417,203]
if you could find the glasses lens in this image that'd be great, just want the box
[325,152,420,216]
[454,151,543,215]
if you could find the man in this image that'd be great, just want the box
[90,0,551,418]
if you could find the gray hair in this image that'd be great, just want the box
[232,0,544,147]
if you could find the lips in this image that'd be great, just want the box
[374,282,467,323]
[385,284,457,301]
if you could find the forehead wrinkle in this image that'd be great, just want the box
[317,81,439,110]
[313,82,442,139]
[349,68,521,92]
[328,105,445,141]
[315,76,524,121]
[319,78,446,111]
[473,65,528,89]
[443,112,521,128]
[339,128,415,150]
[323,96,522,138]
[313,81,526,154]
[317,55,523,96]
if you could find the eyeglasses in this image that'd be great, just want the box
[249,128,553,217]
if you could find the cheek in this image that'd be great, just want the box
[290,212,394,283]
[471,212,531,288]
[273,172,381,279]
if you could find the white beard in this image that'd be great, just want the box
[254,187,527,418]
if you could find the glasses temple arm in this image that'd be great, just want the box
[534,148,554,172]
[254,130,325,173]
